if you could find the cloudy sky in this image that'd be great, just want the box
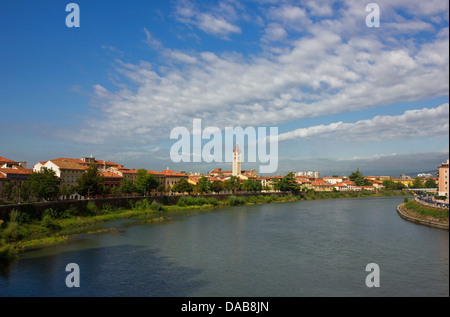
[0,0,448,176]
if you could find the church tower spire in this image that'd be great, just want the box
[232,144,241,176]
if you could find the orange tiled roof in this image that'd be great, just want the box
[0,168,33,175]
[51,157,123,168]
[0,156,17,163]
[100,171,123,178]
[50,160,88,170]
[160,169,187,177]
[119,169,138,174]
[147,171,163,176]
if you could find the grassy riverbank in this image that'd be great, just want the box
[403,199,449,223]
[0,190,406,264]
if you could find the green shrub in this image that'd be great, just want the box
[101,203,116,213]
[0,243,18,263]
[42,208,58,219]
[150,200,163,211]
[9,209,20,223]
[2,221,20,242]
[41,214,53,228]
[85,201,98,215]
[134,199,151,211]
[60,205,79,218]
[227,195,246,206]
[177,196,219,207]
[404,197,409,203]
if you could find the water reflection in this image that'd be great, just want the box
[0,245,207,297]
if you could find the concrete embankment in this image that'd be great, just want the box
[397,203,449,230]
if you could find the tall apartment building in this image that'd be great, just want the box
[438,159,449,202]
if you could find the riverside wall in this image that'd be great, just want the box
[0,192,292,220]
[397,203,449,230]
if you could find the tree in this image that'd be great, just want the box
[274,172,300,193]
[349,168,372,186]
[412,177,425,188]
[18,181,31,201]
[29,167,60,200]
[383,179,405,190]
[210,180,224,193]
[119,178,135,195]
[59,184,69,200]
[111,185,119,195]
[76,164,105,197]
[135,169,159,195]
[195,176,211,194]
[242,179,262,192]
[424,178,437,188]
[2,182,15,200]
[171,178,194,194]
[223,176,241,192]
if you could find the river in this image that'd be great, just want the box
[0,196,448,297]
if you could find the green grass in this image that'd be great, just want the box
[404,200,449,221]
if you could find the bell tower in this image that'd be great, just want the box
[232,144,241,176]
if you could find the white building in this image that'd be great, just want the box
[295,171,320,179]
[322,177,343,185]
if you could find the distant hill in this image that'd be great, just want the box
[404,170,438,178]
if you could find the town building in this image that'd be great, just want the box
[159,169,189,191]
[322,177,344,185]
[438,159,449,202]
[311,180,334,192]
[34,156,124,187]
[0,156,33,201]
[295,171,320,179]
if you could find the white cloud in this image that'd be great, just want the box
[262,23,288,42]
[174,0,241,37]
[278,103,450,142]
[68,1,448,148]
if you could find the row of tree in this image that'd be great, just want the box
[1,164,161,201]
[171,176,265,194]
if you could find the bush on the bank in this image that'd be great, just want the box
[150,200,163,211]
[177,196,219,207]
[42,208,58,219]
[227,196,246,206]
[85,201,98,215]
[0,243,18,263]
[134,199,151,211]
[41,214,54,229]
[9,209,20,223]
[1,221,20,243]
[101,203,117,213]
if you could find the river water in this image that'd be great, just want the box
[0,196,448,297]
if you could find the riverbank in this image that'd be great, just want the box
[397,199,449,230]
[1,190,406,264]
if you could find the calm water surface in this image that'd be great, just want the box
[0,196,448,296]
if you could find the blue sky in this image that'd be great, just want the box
[0,0,448,176]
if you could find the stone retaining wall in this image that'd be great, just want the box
[397,203,449,230]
